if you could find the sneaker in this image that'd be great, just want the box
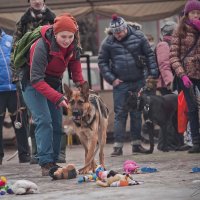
[188,144,200,153]
[41,163,56,176]
[110,147,123,157]
[132,145,150,154]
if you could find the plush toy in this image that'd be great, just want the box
[11,180,38,195]
[49,164,77,180]
[78,174,97,183]
[95,165,109,182]
[123,160,139,174]
[96,170,140,187]
[0,176,13,195]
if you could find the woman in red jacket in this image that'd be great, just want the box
[22,13,85,176]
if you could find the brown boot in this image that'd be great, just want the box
[41,163,56,176]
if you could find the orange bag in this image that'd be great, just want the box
[178,91,188,134]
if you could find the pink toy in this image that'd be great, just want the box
[123,160,139,174]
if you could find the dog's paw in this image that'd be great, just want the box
[78,167,91,175]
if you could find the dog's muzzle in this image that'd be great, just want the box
[72,110,83,120]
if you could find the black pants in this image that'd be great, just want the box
[0,91,30,159]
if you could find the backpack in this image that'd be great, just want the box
[13,26,42,69]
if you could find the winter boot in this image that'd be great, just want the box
[188,144,200,153]
[132,144,150,154]
[110,147,123,157]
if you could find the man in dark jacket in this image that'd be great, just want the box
[98,14,159,156]
[11,0,66,164]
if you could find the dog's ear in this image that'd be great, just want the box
[63,84,73,100]
[80,81,90,101]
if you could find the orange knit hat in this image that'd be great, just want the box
[53,13,78,34]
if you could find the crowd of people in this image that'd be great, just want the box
[0,0,200,177]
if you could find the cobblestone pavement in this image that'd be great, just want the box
[0,143,200,200]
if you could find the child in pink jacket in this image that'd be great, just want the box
[156,21,177,95]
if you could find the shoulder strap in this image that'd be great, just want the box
[181,33,200,62]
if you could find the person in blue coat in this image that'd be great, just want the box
[98,14,159,156]
[0,28,30,164]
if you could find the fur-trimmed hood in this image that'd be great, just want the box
[20,7,55,25]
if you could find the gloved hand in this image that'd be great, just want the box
[191,19,200,31]
[181,75,192,88]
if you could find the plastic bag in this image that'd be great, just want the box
[178,91,188,134]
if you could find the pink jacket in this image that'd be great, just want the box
[156,39,173,89]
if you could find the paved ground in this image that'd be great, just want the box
[0,143,200,200]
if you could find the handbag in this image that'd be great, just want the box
[178,91,188,134]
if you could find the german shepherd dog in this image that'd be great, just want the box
[64,82,109,174]
[125,90,182,152]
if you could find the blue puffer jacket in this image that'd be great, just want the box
[98,25,158,85]
[0,31,16,92]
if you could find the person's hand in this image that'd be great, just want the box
[191,19,200,31]
[112,79,123,87]
[166,82,173,91]
[58,96,69,109]
[181,75,192,88]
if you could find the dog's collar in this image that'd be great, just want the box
[73,105,96,130]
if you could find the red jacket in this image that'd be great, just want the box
[29,25,84,104]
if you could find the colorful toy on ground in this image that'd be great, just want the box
[0,176,14,195]
[123,160,140,174]
[49,164,77,180]
[78,174,97,183]
[140,167,158,173]
[11,180,38,195]
[96,170,140,187]
[95,165,109,182]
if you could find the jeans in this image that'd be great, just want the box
[22,83,62,166]
[181,79,200,145]
[113,80,144,146]
[0,91,30,159]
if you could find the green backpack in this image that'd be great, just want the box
[13,26,42,69]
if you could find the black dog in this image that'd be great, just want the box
[125,91,183,152]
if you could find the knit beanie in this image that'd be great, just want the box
[109,14,127,33]
[161,21,177,36]
[53,13,78,34]
[184,0,200,15]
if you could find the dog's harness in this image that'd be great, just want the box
[137,89,152,123]
[143,95,151,121]
[73,105,96,130]
[72,93,109,130]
